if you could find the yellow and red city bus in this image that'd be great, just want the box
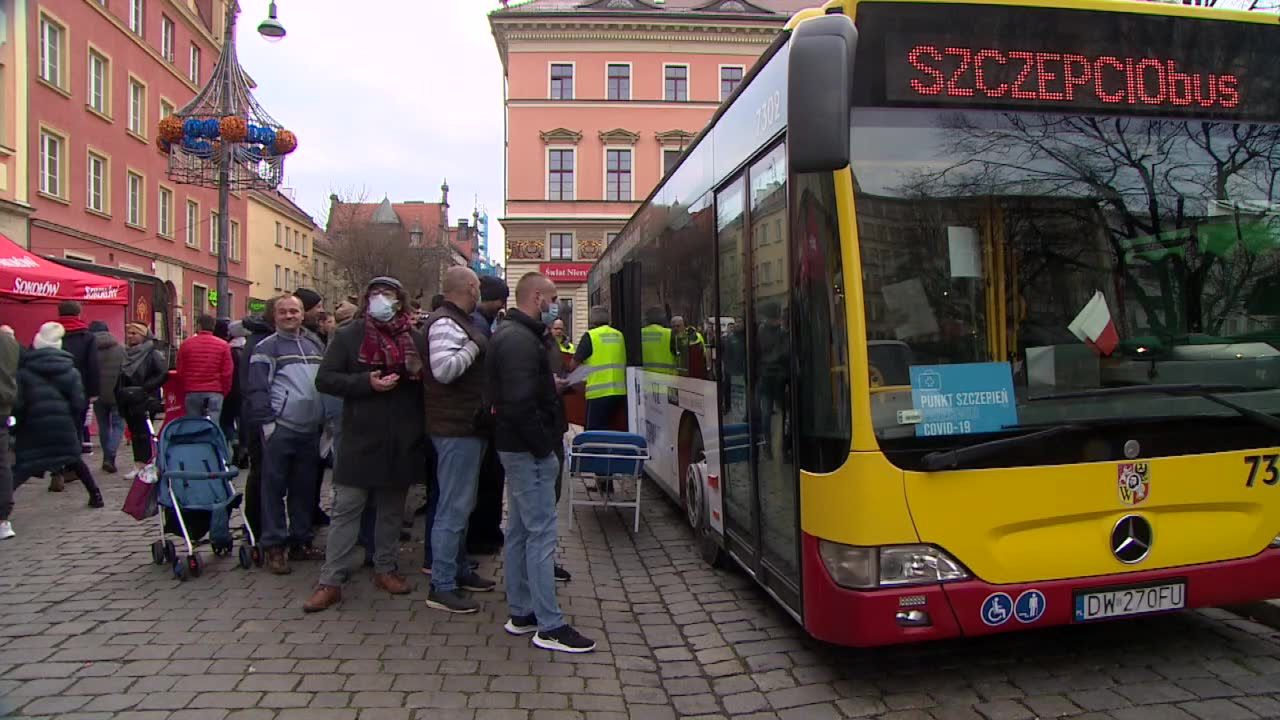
[587,0,1280,646]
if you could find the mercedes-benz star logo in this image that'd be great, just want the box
[1111,514,1153,564]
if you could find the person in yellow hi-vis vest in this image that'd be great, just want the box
[640,307,678,376]
[571,306,627,430]
[550,318,575,354]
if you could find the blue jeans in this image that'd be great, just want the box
[499,451,564,632]
[93,401,124,462]
[429,435,486,592]
[185,392,224,423]
[260,425,320,549]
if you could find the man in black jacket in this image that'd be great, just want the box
[55,301,100,484]
[487,271,594,654]
[237,301,275,538]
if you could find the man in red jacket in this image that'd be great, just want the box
[178,314,234,425]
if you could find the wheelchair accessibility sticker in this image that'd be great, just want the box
[980,592,1013,626]
[1014,589,1047,624]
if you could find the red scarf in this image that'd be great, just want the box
[58,315,88,333]
[358,313,422,380]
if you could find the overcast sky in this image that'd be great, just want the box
[237,0,507,264]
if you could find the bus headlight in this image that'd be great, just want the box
[879,545,969,586]
[819,541,969,589]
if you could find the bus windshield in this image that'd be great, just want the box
[852,107,1280,458]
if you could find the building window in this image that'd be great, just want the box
[230,221,241,262]
[193,284,208,318]
[293,229,300,253]
[39,15,65,88]
[606,232,619,245]
[664,65,689,102]
[548,149,574,201]
[210,211,220,253]
[186,199,199,247]
[607,64,630,101]
[606,149,632,201]
[189,45,201,84]
[88,51,109,115]
[663,148,682,177]
[284,226,292,251]
[129,0,144,36]
[721,66,744,100]
[158,186,173,237]
[300,235,307,256]
[39,130,64,198]
[550,233,573,261]
[161,15,175,62]
[127,172,144,227]
[87,153,107,213]
[275,222,282,247]
[128,79,146,136]
[550,63,573,100]
[160,99,174,122]
[274,265,282,290]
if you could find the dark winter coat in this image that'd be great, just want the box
[117,340,169,418]
[12,348,87,478]
[315,317,429,489]
[61,327,100,398]
[237,315,273,443]
[487,309,564,459]
[94,331,125,406]
[0,331,18,420]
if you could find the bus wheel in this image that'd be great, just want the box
[682,431,724,568]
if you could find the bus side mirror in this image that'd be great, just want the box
[788,14,857,173]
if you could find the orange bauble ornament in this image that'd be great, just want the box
[273,129,298,155]
[220,115,248,143]
[158,115,184,143]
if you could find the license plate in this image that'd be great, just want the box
[1073,581,1186,622]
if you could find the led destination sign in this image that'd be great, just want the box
[854,3,1280,121]
[901,45,1238,110]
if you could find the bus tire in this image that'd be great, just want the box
[681,427,724,568]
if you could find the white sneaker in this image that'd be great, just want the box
[124,468,139,481]
[0,521,15,540]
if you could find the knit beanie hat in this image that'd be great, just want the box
[88,320,110,333]
[294,287,323,312]
[33,321,65,350]
[480,275,509,303]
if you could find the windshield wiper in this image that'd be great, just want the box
[920,424,1091,472]
[1032,383,1280,434]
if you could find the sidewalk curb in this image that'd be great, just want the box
[1223,601,1280,630]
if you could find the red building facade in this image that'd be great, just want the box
[28,0,249,340]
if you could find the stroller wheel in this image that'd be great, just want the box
[251,547,264,567]
[173,558,188,581]
[150,541,165,565]
[238,544,252,570]
[163,540,177,565]
[188,553,203,578]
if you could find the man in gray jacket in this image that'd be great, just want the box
[244,295,326,575]
[89,321,125,474]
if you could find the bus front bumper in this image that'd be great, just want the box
[801,533,1280,647]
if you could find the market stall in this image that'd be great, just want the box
[0,234,129,346]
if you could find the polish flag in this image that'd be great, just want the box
[1068,291,1120,356]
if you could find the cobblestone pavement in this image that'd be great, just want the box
[3,453,1280,720]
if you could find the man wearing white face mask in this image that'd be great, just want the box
[304,277,428,612]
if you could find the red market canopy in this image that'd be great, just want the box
[0,234,127,305]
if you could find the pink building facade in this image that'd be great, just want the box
[29,0,248,340]
[490,0,806,339]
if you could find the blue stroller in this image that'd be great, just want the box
[147,416,257,580]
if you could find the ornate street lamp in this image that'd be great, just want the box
[158,1,296,322]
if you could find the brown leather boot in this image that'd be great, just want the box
[266,547,291,575]
[373,572,412,595]
[303,585,342,613]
